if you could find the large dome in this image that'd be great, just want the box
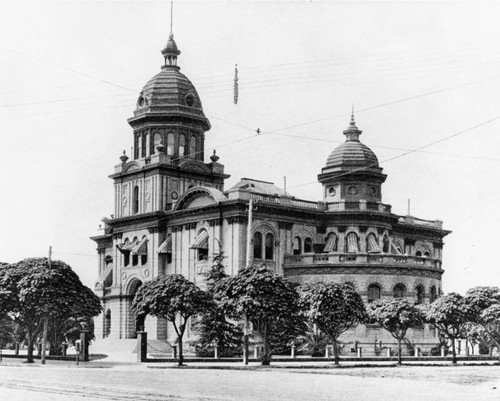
[325,140,379,168]
[139,68,203,112]
[129,34,210,130]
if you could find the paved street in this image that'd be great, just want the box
[1,360,500,401]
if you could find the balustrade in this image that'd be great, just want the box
[284,253,440,269]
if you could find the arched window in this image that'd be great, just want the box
[179,134,186,157]
[416,251,422,257]
[140,236,148,265]
[132,186,139,214]
[132,237,139,266]
[253,232,263,259]
[416,285,424,304]
[424,251,430,257]
[430,286,437,303]
[393,284,406,299]
[382,235,390,253]
[304,237,313,253]
[265,233,274,260]
[345,232,359,253]
[153,133,162,153]
[391,241,403,255]
[123,239,130,266]
[367,284,381,303]
[141,133,147,158]
[366,233,380,253]
[167,132,175,156]
[324,232,337,252]
[189,136,196,158]
[293,237,302,255]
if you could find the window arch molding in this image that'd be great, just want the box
[393,283,406,299]
[366,231,380,253]
[291,227,315,254]
[367,283,382,303]
[345,231,360,253]
[323,231,338,253]
[252,223,277,261]
[415,285,425,304]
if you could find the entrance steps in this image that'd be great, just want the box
[90,338,137,362]
[90,337,175,362]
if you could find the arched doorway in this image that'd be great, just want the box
[127,279,143,339]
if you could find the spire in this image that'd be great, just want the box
[161,1,181,68]
[343,105,362,141]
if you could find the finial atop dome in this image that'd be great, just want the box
[161,1,181,68]
[343,105,362,141]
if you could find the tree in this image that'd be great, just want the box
[300,282,367,365]
[46,286,101,355]
[0,258,102,363]
[192,252,242,357]
[132,274,214,366]
[423,292,474,364]
[216,265,300,365]
[367,299,423,365]
[466,286,500,362]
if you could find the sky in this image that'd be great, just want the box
[1,0,500,293]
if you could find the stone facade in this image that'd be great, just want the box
[91,32,450,352]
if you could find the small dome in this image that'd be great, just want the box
[325,139,379,168]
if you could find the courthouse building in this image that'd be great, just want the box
[91,32,450,350]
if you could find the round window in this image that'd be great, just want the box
[328,186,336,196]
[348,186,358,195]
[185,94,195,107]
[137,96,145,107]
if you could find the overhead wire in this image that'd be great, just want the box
[286,114,500,191]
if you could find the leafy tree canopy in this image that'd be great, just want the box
[300,282,367,340]
[0,258,102,362]
[133,274,214,322]
[465,286,500,317]
[217,265,300,324]
[367,299,423,339]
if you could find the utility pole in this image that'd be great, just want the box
[41,246,51,365]
[243,198,253,365]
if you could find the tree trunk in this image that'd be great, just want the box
[333,338,339,366]
[177,335,183,366]
[26,331,35,363]
[451,338,457,365]
[397,338,402,365]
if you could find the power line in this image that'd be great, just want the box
[286,114,500,191]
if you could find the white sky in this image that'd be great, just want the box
[1,0,500,293]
